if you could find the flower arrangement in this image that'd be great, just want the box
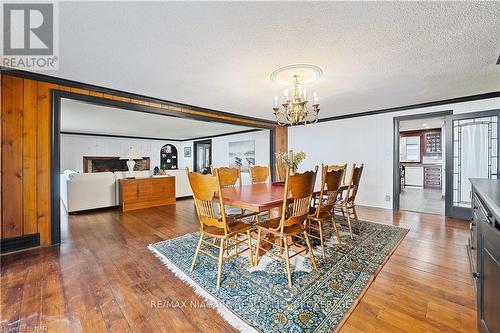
[276,151,306,173]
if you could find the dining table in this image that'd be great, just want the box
[219,182,350,213]
[219,182,349,254]
[220,182,288,214]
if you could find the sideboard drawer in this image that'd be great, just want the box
[119,177,175,212]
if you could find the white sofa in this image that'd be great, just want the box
[168,169,192,197]
[60,170,192,213]
[61,171,117,213]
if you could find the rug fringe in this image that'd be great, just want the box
[148,245,258,333]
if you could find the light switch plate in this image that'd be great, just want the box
[385,195,391,202]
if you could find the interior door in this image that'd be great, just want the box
[445,110,499,219]
[193,139,212,174]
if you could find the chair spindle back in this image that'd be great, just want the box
[313,164,344,217]
[186,168,228,234]
[280,166,319,230]
[346,163,364,203]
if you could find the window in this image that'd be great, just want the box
[400,136,421,162]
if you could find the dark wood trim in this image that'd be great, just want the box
[0,233,40,254]
[269,128,276,181]
[51,91,61,245]
[313,92,500,125]
[176,195,193,200]
[51,90,278,245]
[1,67,276,126]
[393,110,453,211]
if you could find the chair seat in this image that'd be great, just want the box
[308,210,333,221]
[335,201,354,209]
[256,217,305,236]
[202,218,252,237]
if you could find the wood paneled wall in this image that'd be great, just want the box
[0,72,287,247]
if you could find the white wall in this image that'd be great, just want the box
[289,98,500,209]
[182,130,271,184]
[61,134,182,172]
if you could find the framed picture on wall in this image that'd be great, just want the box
[229,140,255,172]
[184,146,192,158]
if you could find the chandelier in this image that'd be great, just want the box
[272,74,320,126]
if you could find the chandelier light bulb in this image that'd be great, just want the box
[273,75,320,126]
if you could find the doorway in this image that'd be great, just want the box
[193,139,212,174]
[394,109,500,219]
[51,91,276,245]
[394,111,451,215]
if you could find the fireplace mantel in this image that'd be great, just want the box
[83,156,150,173]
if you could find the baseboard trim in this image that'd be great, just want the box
[176,195,193,200]
[0,234,40,254]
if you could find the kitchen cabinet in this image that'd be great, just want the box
[424,131,441,155]
[469,179,500,333]
[424,166,442,188]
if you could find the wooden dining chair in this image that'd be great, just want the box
[249,165,270,184]
[210,166,259,220]
[255,166,319,288]
[327,163,348,185]
[308,165,345,257]
[187,168,254,289]
[211,166,242,187]
[335,163,364,238]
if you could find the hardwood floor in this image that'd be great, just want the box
[1,200,476,333]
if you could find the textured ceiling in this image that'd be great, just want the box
[60,99,256,140]
[42,2,500,120]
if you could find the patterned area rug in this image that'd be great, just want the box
[149,220,408,333]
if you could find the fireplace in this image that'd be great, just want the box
[83,156,150,173]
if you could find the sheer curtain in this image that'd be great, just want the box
[460,123,489,205]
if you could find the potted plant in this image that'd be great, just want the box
[276,151,306,174]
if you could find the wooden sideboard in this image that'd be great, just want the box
[119,177,175,212]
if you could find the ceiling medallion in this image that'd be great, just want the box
[270,64,322,126]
